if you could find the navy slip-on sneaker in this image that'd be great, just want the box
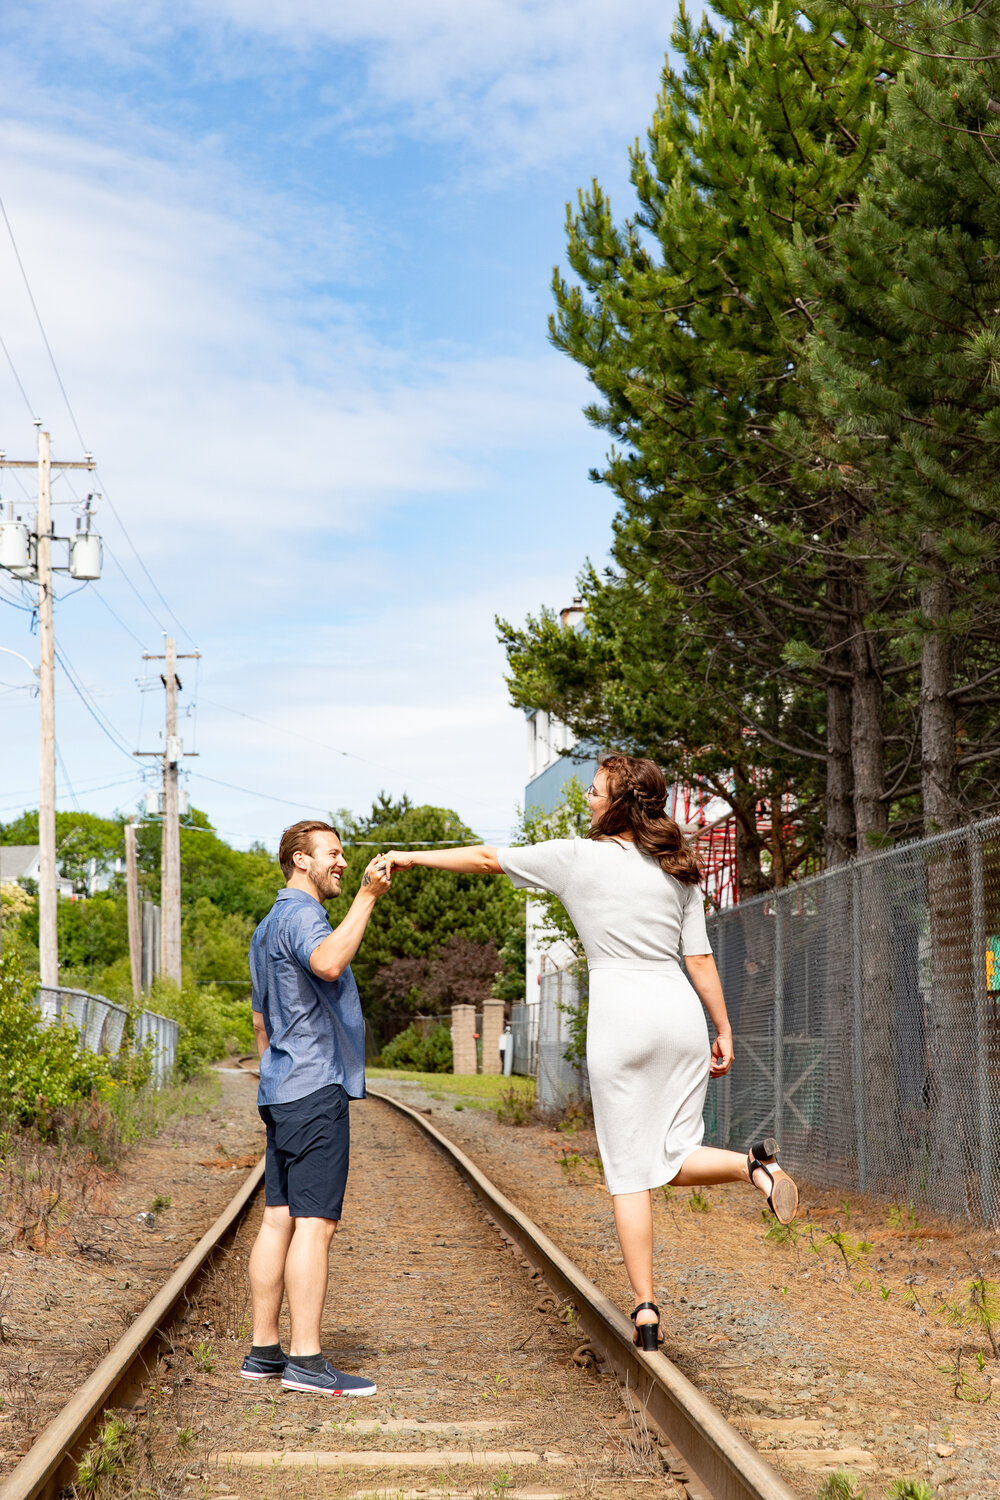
[240,1351,288,1380]
[280,1359,377,1396]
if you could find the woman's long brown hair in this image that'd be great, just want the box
[587,755,701,885]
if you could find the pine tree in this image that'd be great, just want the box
[505,0,899,876]
[798,5,1000,833]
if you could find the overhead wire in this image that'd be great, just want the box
[53,644,136,763]
[198,696,375,765]
[0,189,197,649]
[0,325,36,420]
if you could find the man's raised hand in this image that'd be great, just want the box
[360,855,392,895]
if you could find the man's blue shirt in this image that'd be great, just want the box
[250,888,366,1106]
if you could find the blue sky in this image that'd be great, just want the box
[1,0,681,850]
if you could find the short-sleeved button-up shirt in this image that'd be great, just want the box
[250,888,366,1106]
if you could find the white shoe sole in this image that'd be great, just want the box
[280,1378,377,1396]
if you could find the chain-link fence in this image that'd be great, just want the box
[519,815,1000,1223]
[535,969,588,1112]
[36,985,179,1087]
[707,815,1000,1225]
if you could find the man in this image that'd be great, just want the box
[242,819,390,1396]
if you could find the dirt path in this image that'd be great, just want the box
[0,1068,264,1475]
[104,1095,683,1500]
[371,1077,1000,1500]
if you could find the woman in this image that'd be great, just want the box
[381,754,797,1351]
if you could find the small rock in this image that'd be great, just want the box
[936,1444,955,1458]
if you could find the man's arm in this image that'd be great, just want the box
[309,856,392,981]
[252,1007,269,1060]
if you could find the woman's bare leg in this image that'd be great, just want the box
[669,1147,750,1186]
[612,1190,657,1324]
[670,1146,794,1206]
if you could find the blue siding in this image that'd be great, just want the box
[524,748,600,818]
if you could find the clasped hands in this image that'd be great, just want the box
[359,848,413,895]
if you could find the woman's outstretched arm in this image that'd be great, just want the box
[383,845,502,875]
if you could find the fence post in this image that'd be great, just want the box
[969,827,995,1225]
[716,918,731,1148]
[773,892,785,1144]
[851,863,868,1192]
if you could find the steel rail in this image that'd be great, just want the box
[369,1089,798,1500]
[0,1159,266,1500]
[0,1092,798,1500]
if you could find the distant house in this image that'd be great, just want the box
[0,845,74,896]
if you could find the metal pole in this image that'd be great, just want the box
[36,427,58,989]
[717,918,732,1148]
[774,892,785,1143]
[969,827,994,1225]
[160,638,182,985]
[125,821,142,1000]
[851,863,868,1192]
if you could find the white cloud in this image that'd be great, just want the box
[0,106,611,845]
[6,0,676,173]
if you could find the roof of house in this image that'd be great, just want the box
[0,845,41,882]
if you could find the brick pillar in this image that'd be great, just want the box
[451,1003,477,1075]
[480,999,505,1076]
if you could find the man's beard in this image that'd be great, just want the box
[312,867,341,901]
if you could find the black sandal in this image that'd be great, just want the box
[630,1301,663,1351]
[747,1137,798,1225]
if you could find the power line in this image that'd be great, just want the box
[0,191,197,650]
[52,644,136,763]
[0,774,141,817]
[190,770,334,813]
[0,325,35,420]
[89,584,149,649]
[96,473,198,649]
[0,192,88,452]
[198,696,374,765]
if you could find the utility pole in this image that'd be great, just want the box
[162,638,182,984]
[0,427,97,989]
[124,820,141,1000]
[135,639,200,989]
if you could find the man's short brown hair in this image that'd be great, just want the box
[278,820,341,879]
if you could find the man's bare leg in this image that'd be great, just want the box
[249,1204,295,1346]
[285,1216,338,1357]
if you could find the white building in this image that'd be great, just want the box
[0,845,74,896]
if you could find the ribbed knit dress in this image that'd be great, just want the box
[497,837,713,1195]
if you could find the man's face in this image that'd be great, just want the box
[303,834,347,900]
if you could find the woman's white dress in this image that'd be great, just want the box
[496,838,712,1195]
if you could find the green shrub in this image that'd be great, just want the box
[145,974,254,1079]
[0,950,117,1127]
[380,1021,453,1073]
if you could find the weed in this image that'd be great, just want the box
[887,1202,920,1231]
[815,1472,866,1499]
[480,1374,509,1403]
[840,1199,852,1222]
[941,1345,992,1403]
[453,1104,464,1111]
[887,1483,936,1500]
[489,1471,514,1495]
[968,1275,1000,1358]
[764,1218,798,1247]
[559,1150,581,1175]
[557,1101,588,1134]
[150,1193,172,1212]
[880,1286,891,1301]
[76,1415,133,1497]
[815,1230,872,1276]
[176,1427,196,1449]
[495,1086,531,1127]
[688,1188,710,1212]
[193,1341,215,1373]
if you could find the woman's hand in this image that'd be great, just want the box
[709,1029,734,1077]
[381,849,416,876]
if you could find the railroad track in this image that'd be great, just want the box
[0,1090,799,1500]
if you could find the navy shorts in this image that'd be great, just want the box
[258,1082,350,1221]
